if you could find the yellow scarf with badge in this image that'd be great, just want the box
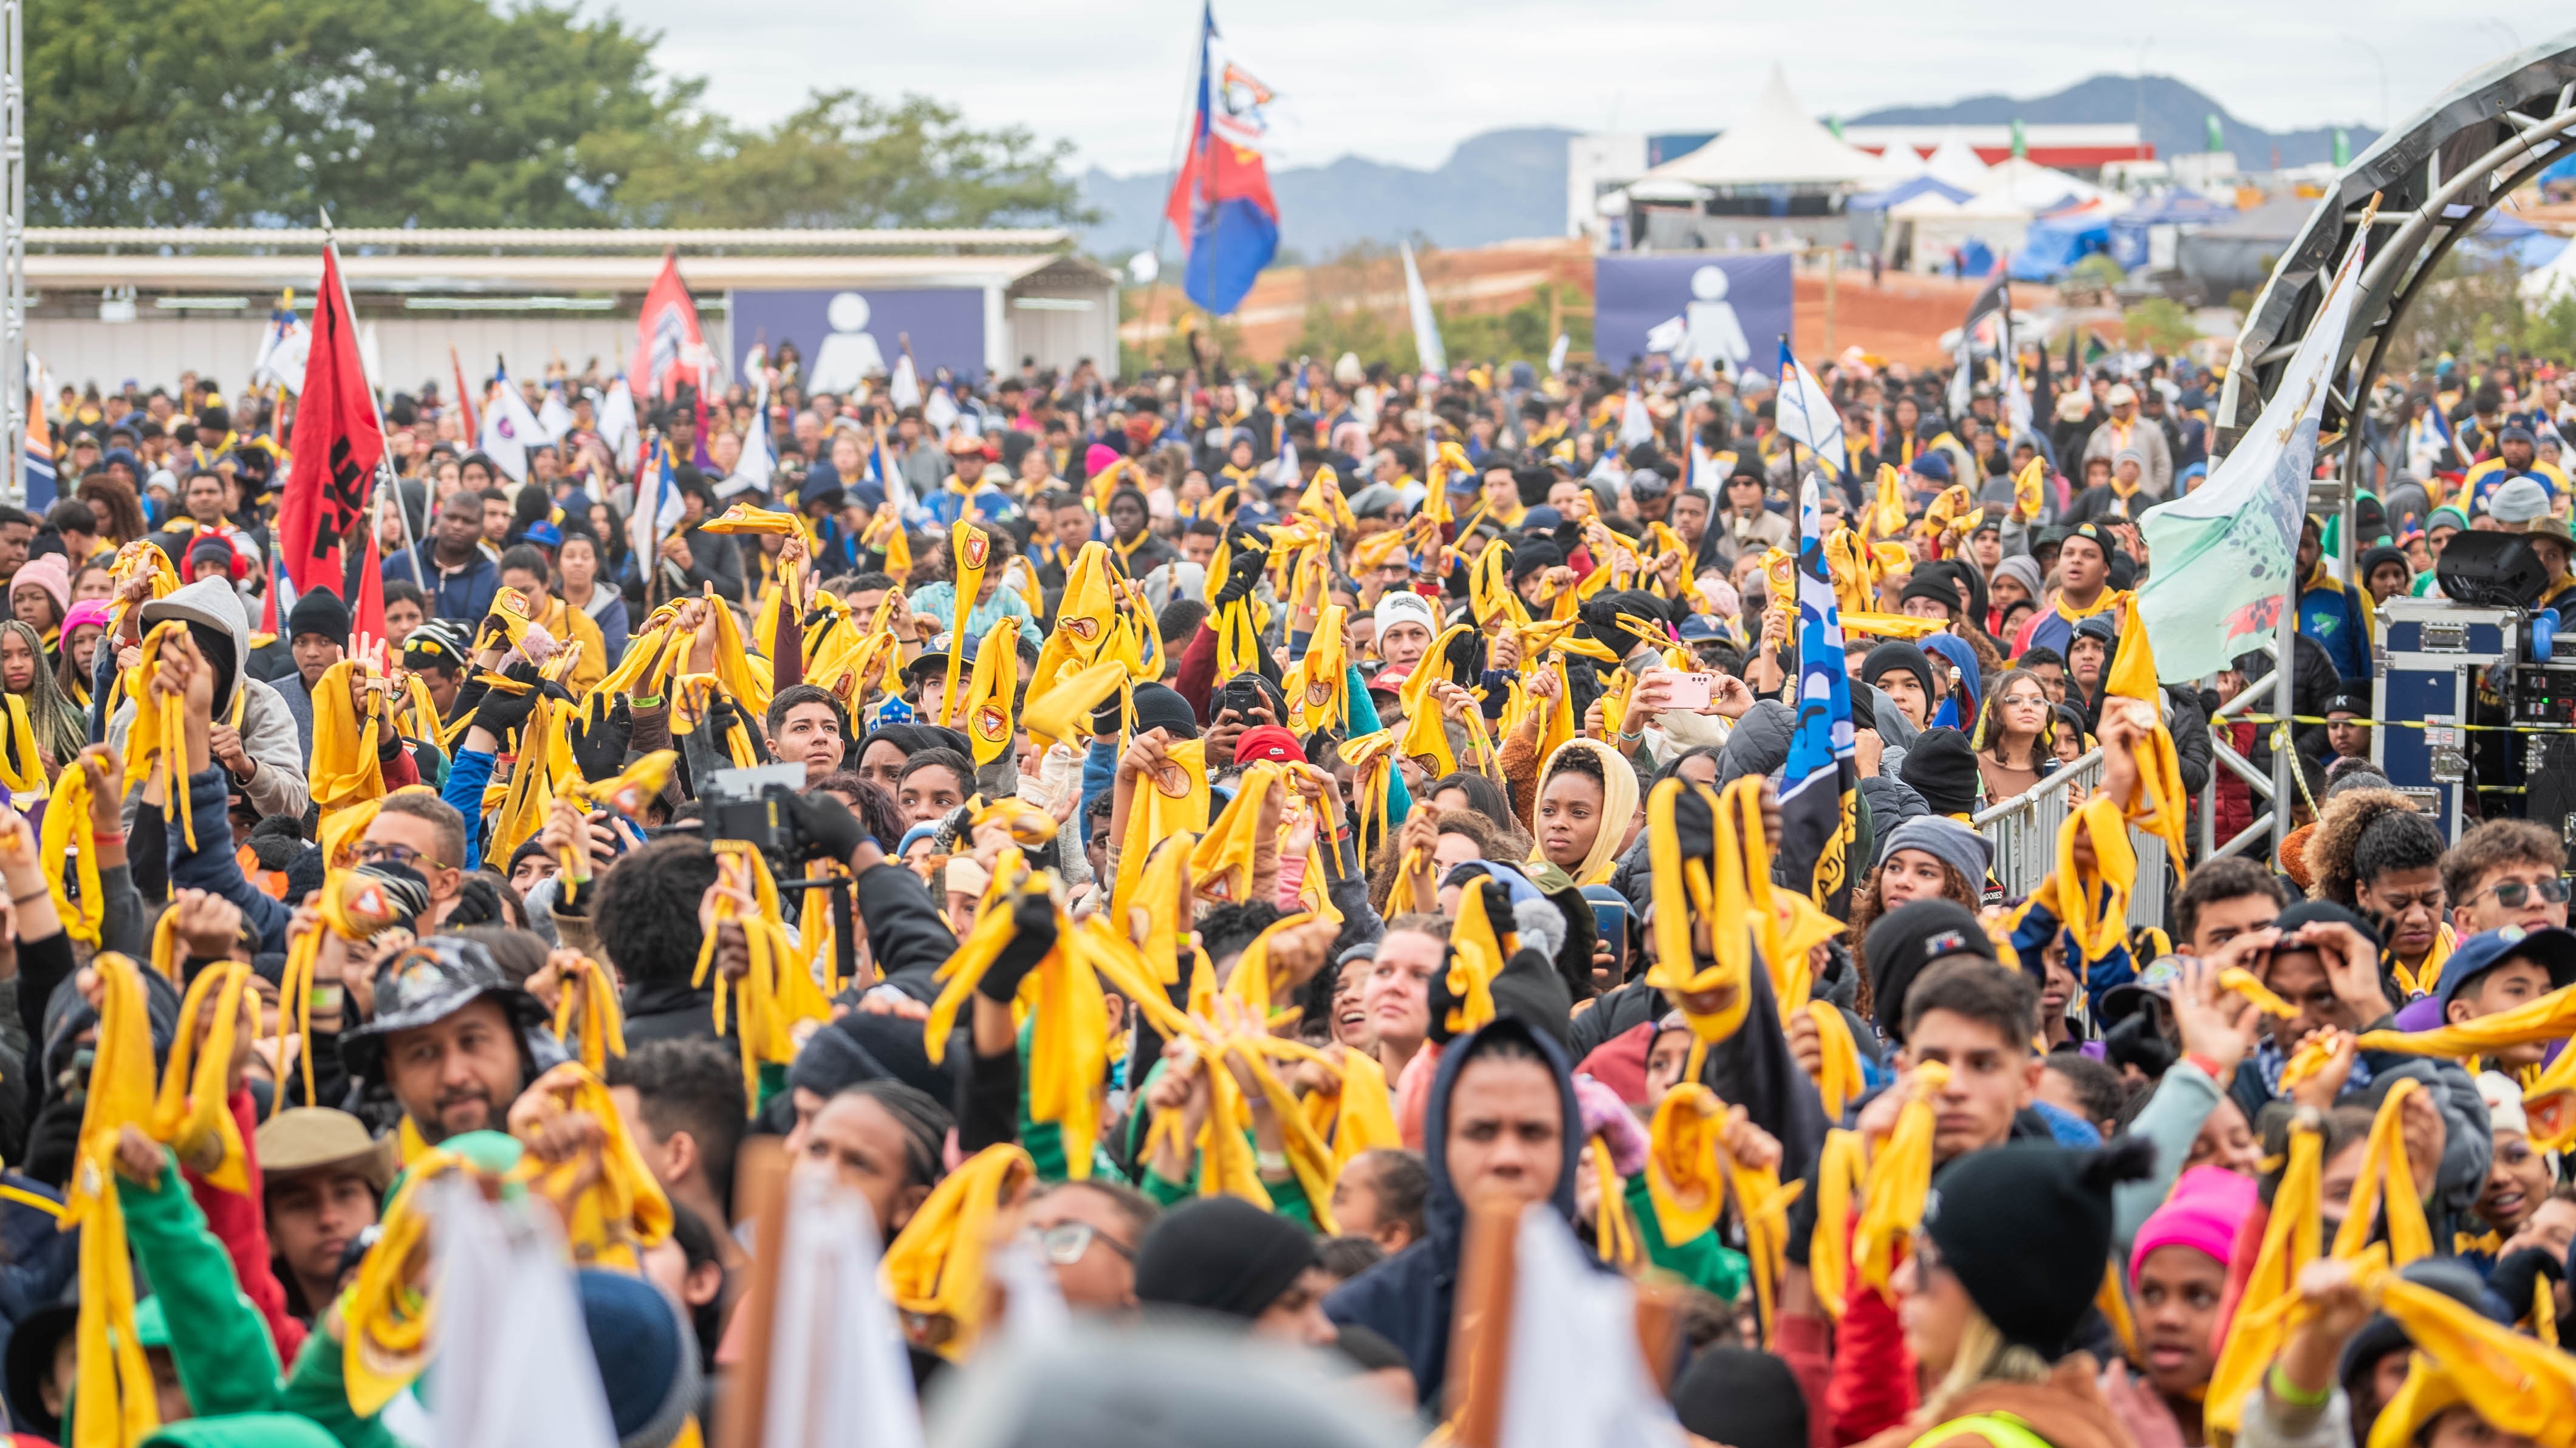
[1113,739,1210,917]
[307,659,385,819]
[1642,777,1753,1047]
[940,519,992,724]
[881,1144,1035,1361]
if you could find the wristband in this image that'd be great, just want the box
[91,830,126,847]
[2184,1051,2232,1084]
[309,984,346,1013]
[2268,1362,2331,1409]
[9,886,45,905]
[1255,1149,1291,1176]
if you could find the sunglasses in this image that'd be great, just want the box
[354,841,447,870]
[2473,878,2572,907]
[1028,1221,1132,1268]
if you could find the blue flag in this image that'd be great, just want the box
[1778,340,1858,912]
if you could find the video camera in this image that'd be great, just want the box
[697,762,814,865]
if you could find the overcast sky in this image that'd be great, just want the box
[609,2,2550,174]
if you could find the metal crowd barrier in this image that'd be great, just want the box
[1969,744,2171,931]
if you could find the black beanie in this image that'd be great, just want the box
[1130,680,1201,740]
[1510,538,1564,583]
[1898,573,1961,611]
[1900,727,1981,817]
[288,585,352,648]
[1133,1196,1317,1320]
[1864,898,1995,1043]
[1860,642,1934,704]
[2267,900,2384,966]
[1672,1347,1810,1448]
[1922,1138,2154,1361]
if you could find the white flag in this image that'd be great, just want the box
[1772,343,1848,477]
[537,387,574,443]
[480,367,545,484]
[597,379,640,474]
[1547,333,1571,378]
[922,385,959,435]
[1619,386,1654,448]
[758,1170,925,1448]
[428,1178,618,1448]
[248,302,309,394]
[2137,224,2371,682]
[889,353,923,410]
[730,375,777,497]
[1497,1210,1686,1448]
[1401,240,1447,380]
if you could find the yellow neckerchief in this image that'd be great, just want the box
[2392,924,2456,1000]
[1852,1060,1951,1296]
[2052,584,2126,625]
[1645,1081,1803,1341]
[514,1062,672,1271]
[342,1149,468,1415]
[1340,731,1399,871]
[934,519,992,723]
[1109,528,1152,570]
[691,843,834,1110]
[2035,796,2134,965]
[122,620,200,850]
[2102,593,2190,873]
[1588,1139,1643,1272]
[880,1144,1035,1360]
[923,844,1112,1178]
[1438,878,1514,1038]
[1317,1047,1400,1172]
[1395,621,1474,777]
[2012,454,2046,519]
[2352,1251,2576,1448]
[551,956,628,1073]
[272,864,419,1118]
[1863,464,1908,540]
[2359,980,2576,1057]
[39,765,102,946]
[2336,1079,2435,1263]
[0,694,43,802]
[63,952,163,1448]
[1284,604,1349,735]
[1642,779,1755,1047]
[1112,739,1209,920]
[1188,761,1286,906]
[307,658,385,821]
[2204,1117,2324,1438]
[154,961,252,1192]
[954,615,1024,767]
[1783,958,1867,1118]
[1806,1127,1869,1319]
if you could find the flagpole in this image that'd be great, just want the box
[320,209,425,591]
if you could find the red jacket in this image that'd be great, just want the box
[185,1088,307,1364]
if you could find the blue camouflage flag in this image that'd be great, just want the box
[1776,340,1858,912]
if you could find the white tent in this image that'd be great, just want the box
[1922,131,1993,190]
[1890,190,2038,273]
[2523,239,2576,307]
[1640,65,1883,188]
[1974,155,2104,212]
[1868,143,1929,183]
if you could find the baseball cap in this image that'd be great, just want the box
[2434,925,2576,1014]
[1232,725,1304,765]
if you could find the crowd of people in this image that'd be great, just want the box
[2,330,2575,1448]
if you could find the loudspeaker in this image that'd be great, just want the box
[2437,530,2552,609]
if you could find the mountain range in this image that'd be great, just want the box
[1075,73,2376,262]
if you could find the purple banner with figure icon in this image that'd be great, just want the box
[1592,254,1793,378]
[726,289,988,393]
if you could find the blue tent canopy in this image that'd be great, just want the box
[2107,190,2235,271]
[2010,208,2113,281]
[1846,176,1974,212]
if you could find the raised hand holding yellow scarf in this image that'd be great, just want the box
[63,952,160,1448]
[2204,1116,2323,1437]
[1854,1060,1949,1296]
[881,1145,1035,1361]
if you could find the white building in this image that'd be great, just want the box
[22,227,1120,396]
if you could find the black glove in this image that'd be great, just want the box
[2493,1246,2564,1323]
[1211,534,1269,607]
[1091,689,1127,737]
[932,802,975,853]
[1784,1154,1823,1266]
[468,661,544,739]
[981,887,1060,1004]
[782,790,869,866]
[705,696,750,760]
[567,696,634,783]
[1424,878,1515,1045]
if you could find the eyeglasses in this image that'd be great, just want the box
[355,841,446,870]
[1027,1221,1132,1268]
[1999,691,2048,708]
[2473,877,2572,908]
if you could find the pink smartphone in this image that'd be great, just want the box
[1663,672,1716,710]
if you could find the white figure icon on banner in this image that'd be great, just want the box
[805,292,889,395]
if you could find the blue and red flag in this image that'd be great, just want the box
[1163,4,1279,317]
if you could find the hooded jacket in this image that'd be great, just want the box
[1322,1016,1583,1408]
[106,575,310,821]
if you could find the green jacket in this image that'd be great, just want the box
[1624,1173,1750,1303]
[120,1152,397,1448]
[1123,1056,1315,1229]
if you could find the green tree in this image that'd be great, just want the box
[29,0,687,225]
[612,90,1097,230]
[2123,297,2199,355]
